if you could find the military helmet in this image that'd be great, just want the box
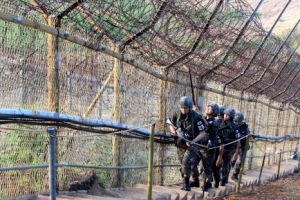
[218,105,226,116]
[208,103,220,117]
[224,107,236,119]
[178,96,193,108]
[234,112,244,122]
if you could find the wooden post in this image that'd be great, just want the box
[248,98,258,170]
[265,100,271,165]
[277,150,282,179]
[111,45,122,187]
[83,71,113,118]
[282,104,290,153]
[47,17,56,112]
[147,123,155,200]
[156,68,166,185]
[273,106,281,165]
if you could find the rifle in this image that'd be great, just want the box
[166,118,188,143]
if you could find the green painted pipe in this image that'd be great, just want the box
[236,136,250,192]
[147,123,155,200]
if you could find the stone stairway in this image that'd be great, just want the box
[6,159,299,200]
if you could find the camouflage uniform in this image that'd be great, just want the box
[197,117,218,189]
[219,121,240,186]
[232,122,250,180]
[173,109,205,183]
[211,117,226,188]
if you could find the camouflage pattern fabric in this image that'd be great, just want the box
[177,144,199,177]
[232,150,243,176]
[212,149,222,183]
[222,148,235,179]
[198,148,216,183]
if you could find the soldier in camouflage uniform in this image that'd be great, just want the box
[231,112,250,181]
[212,105,227,188]
[219,107,241,186]
[169,96,206,191]
[191,103,219,191]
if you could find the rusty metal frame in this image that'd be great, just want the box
[242,19,300,93]
[165,0,223,69]
[200,0,265,80]
[271,68,300,101]
[223,0,292,89]
[256,42,300,96]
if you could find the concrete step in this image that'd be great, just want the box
[7,160,299,200]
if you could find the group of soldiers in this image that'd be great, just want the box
[168,96,250,191]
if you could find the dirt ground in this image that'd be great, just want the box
[222,172,300,200]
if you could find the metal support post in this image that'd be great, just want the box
[48,127,57,200]
[297,148,300,173]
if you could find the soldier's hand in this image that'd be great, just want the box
[170,132,177,137]
[233,152,238,160]
[193,105,200,112]
[170,126,177,137]
[238,148,242,155]
[216,156,222,167]
[186,142,191,147]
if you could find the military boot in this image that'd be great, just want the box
[181,177,191,191]
[190,178,200,187]
[225,176,228,184]
[221,177,227,186]
[231,174,238,182]
[203,182,212,191]
[214,181,219,188]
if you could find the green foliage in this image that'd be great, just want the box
[287,190,295,200]
[276,27,300,50]
[0,127,48,167]
[0,126,48,198]
[218,9,243,21]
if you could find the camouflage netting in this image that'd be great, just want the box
[0,0,299,198]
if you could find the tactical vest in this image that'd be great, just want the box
[221,122,239,150]
[217,118,226,129]
[199,117,218,147]
[175,110,198,143]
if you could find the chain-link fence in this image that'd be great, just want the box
[0,0,299,198]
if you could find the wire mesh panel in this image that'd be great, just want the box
[0,0,299,198]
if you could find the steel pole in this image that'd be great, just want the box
[48,127,56,200]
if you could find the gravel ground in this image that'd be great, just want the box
[222,172,300,200]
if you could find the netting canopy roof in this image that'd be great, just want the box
[1,0,300,109]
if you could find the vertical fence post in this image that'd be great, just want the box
[48,127,56,200]
[156,68,166,185]
[112,45,122,187]
[277,150,282,179]
[236,136,250,192]
[298,147,300,171]
[258,153,266,185]
[147,123,155,200]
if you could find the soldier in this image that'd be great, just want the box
[217,105,226,120]
[219,107,241,186]
[231,112,250,181]
[212,105,227,188]
[168,96,206,191]
[191,103,220,191]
